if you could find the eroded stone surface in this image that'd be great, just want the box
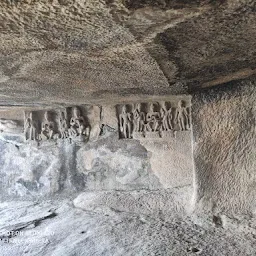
[193,79,256,215]
[0,199,256,256]
[0,1,255,105]
[73,187,193,216]
[0,96,194,202]
[0,1,255,253]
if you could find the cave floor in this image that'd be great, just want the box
[0,198,255,256]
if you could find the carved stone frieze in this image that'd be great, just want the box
[116,99,191,139]
[24,106,92,143]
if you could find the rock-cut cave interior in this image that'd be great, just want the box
[0,0,255,255]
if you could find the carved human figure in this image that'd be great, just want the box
[139,110,146,132]
[167,104,173,130]
[24,112,38,141]
[145,103,159,132]
[174,100,189,131]
[132,103,140,133]
[119,105,132,138]
[159,107,169,131]
[69,107,87,137]
[41,111,56,140]
[132,103,145,133]
[59,111,69,139]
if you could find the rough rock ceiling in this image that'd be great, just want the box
[0,0,255,106]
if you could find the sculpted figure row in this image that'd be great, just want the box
[119,100,191,139]
[24,107,90,142]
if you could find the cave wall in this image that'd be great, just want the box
[0,98,194,216]
[192,80,256,216]
[3,79,256,218]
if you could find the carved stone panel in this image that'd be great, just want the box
[116,98,191,139]
[24,106,93,143]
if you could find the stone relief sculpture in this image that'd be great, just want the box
[59,111,69,139]
[24,112,39,141]
[69,107,85,137]
[69,107,90,141]
[40,111,57,140]
[24,106,92,144]
[145,103,160,132]
[159,106,169,132]
[132,103,145,133]
[174,100,190,131]
[117,99,191,139]
[167,104,173,130]
[119,105,132,139]
[132,103,140,133]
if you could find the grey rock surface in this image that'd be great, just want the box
[0,127,193,202]
[0,1,255,254]
[0,1,255,106]
[73,187,193,216]
[0,199,256,256]
[192,79,256,215]
[0,100,194,204]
